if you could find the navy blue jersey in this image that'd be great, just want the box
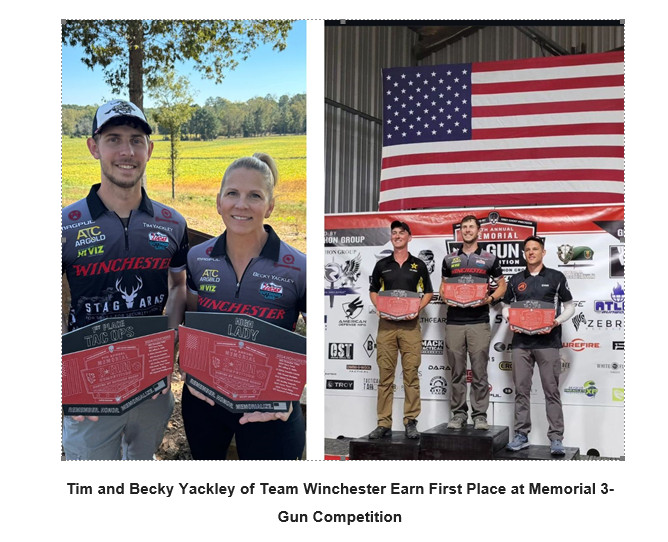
[441,247,503,325]
[186,225,306,331]
[504,266,573,349]
[62,184,189,330]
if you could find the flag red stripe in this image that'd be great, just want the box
[380,169,623,191]
[473,123,623,140]
[382,145,622,169]
[379,192,624,211]
[472,50,624,73]
[473,98,624,117]
[473,74,623,95]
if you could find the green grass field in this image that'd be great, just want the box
[61,135,307,253]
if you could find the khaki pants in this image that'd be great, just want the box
[376,318,422,427]
[445,322,491,419]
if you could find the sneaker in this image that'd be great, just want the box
[447,414,467,429]
[506,433,529,451]
[405,419,419,439]
[368,426,391,439]
[550,439,565,456]
[473,416,489,430]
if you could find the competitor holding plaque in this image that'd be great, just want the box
[440,215,506,430]
[502,236,574,455]
[182,153,307,460]
[61,100,189,460]
[368,221,433,440]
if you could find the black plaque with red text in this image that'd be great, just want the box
[62,316,174,416]
[508,300,556,334]
[442,275,489,307]
[179,313,306,413]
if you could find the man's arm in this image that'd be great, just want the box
[165,269,187,329]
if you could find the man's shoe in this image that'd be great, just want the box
[550,439,566,456]
[405,419,419,439]
[506,433,529,451]
[368,426,391,439]
[473,416,489,430]
[447,414,467,429]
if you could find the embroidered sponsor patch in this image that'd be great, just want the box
[260,282,283,300]
[149,231,169,250]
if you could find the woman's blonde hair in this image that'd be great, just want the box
[220,153,278,200]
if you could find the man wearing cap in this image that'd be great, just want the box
[440,215,506,431]
[368,221,433,440]
[502,236,574,455]
[61,100,189,460]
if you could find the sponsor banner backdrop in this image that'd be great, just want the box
[324,204,624,411]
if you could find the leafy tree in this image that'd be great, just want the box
[62,20,293,110]
[189,106,220,141]
[149,71,195,198]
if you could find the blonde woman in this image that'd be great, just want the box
[182,153,306,460]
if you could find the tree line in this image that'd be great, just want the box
[61,93,306,140]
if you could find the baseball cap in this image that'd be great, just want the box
[390,220,411,235]
[92,99,152,136]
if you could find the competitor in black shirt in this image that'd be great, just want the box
[368,221,433,440]
[61,100,188,460]
[502,236,574,455]
[181,153,306,460]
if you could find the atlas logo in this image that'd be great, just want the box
[329,343,354,360]
[595,283,625,313]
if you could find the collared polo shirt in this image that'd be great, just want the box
[441,246,503,325]
[503,266,573,349]
[369,253,433,294]
[62,184,189,330]
[186,225,306,331]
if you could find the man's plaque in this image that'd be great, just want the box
[442,275,489,307]
[376,290,421,320]
[179,313,306,413]
[508,300,556,334]
[62,316,174,416]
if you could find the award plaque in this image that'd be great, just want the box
[442,275,489,307]
[376,290,422,320]
[508,300,556,334]
[62,316,174,416]
[179,313,306,413]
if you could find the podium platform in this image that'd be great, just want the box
[349,431,420,460]
[419,423,509,460]
[344,424,580,460]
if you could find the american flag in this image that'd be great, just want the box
[379,51,624,211]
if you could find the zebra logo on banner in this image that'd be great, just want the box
[610,245,625,278]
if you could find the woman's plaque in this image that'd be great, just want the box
[508,300,556,334]
[62,316,174,416]
[442,275,489,307]
[179,313,306,413]
[376,290,422,320]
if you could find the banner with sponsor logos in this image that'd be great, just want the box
[324,204,624,414]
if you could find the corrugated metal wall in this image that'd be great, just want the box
[324,23,624,213]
